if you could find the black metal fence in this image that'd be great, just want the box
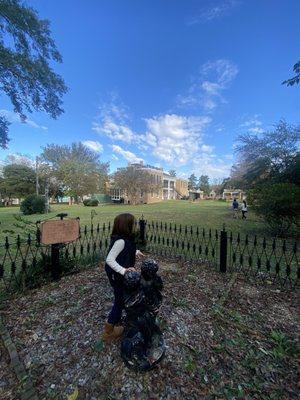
[0,218,299,295]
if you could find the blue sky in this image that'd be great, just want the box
[0,0,299,180]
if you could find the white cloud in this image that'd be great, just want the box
[177,59,238,112]
[192,153,232,179]
[92,94,134,143]
[0,109,48,130]
[112,145,144,164]
[240,115,264,134]
[141,114,211,165]
[1,153,35,168]
[187,0,241,25]
[82,140,103,152]
[201,144,214,153]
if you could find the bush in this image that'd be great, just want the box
[218,198,226,202]
[20,194,46,215]
[83,198,99,206]
[248,183,300,237]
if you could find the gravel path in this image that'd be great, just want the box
[1,259,299,399]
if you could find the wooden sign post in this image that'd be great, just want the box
[40,214,80,280]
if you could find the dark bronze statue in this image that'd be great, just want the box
[121,259,165,371]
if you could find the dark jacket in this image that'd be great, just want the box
[105,235,136,283]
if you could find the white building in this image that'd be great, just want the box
[163,173,176,200]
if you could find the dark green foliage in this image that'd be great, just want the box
[83,198,99,206]
[20,194,46,215]
[248,183,300,236]
[188,173,197,190]
[0,115,10,148]
[197,175,210,194]
[0,163,35,198]
[15,252,77,291]
[41,143,109,201]
[282,61,300,87]
[233,120,300,189]
[0,0,67,148]
[16,253,51,290]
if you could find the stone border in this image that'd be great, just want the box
[0,315,38,400]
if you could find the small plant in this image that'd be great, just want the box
[20,194,47,215]
[184,356,197,373]
[269,330,297,360]
[173,298,189,308]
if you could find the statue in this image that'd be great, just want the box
[121,259,165,371]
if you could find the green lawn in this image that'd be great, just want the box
[0,200,272,244]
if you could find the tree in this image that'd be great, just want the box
[198,175,210,194]
[168,170,176,177]
[41,143,108,202]
[188,174,197,190]
[0,163,35,200]
[113,166,160,205]
[282,61,300,87]
[0,0,67,148]
[248,183,300,237]
[233,120,300,188]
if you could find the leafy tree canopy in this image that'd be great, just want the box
[41,142,109,201]
[0,0,67,148]
[282,61,300,87]
[197,175,210,194]
[0,163,35,198]
[231,120,300,189]
[113,166,160,205]
[188,173,197,190]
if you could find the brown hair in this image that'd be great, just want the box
[111,213,136,240]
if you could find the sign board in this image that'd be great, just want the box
[40,219,80,245]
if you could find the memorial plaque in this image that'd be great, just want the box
[40,219,80,245]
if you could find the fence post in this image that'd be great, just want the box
[51,244,61,280]
[50,213,66,280]
[139,215,146,247]
[220,224,227,273]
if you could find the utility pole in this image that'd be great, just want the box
[35,156,39,195]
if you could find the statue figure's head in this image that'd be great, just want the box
[124,271,141,291]
[141,259,159,280]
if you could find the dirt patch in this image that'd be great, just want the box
[1,259,299,400]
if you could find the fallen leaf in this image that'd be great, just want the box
[67,388,79,400]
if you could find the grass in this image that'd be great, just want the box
[0,200,274,244]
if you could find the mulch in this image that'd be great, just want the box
[0,258,299,400]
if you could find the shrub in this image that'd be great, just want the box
[248,183,300,237]
[83,198,99,206]
[20,194,46,215]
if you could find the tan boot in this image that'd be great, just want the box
[111,325,124,340]
[102,322,114,343]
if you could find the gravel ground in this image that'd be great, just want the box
[0,258,299,400]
